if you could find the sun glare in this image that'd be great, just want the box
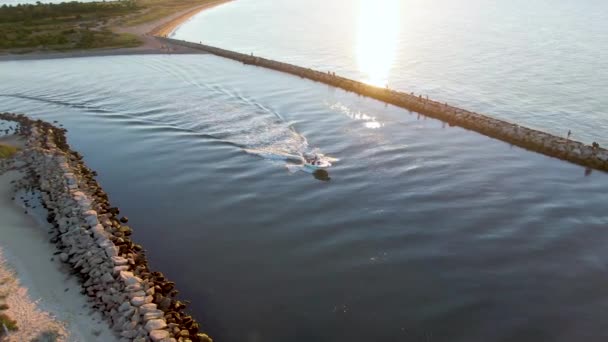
[356,0,401,87]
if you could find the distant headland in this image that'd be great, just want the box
[0,0,232,59]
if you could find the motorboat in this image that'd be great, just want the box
[303,151,333,170]
[304,158,332,170]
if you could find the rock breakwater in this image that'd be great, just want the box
[158,37,608,172]
[0,112,212,342]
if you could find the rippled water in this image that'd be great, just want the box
[1,55,608,341]
[174,0,608,145]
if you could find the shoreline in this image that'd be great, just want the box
[0,113,214,341]
[149,0,233,38]
[0,48,199,62]
[0,0,233,62]
[0,135,117,341]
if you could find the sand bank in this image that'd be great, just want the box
[149,0,234,38]
[0,246,67,341]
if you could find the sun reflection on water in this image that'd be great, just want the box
[356,0,401,87]
[330,101,384,129]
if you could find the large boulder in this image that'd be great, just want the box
[144,319,167,332]
[149,329,170,341]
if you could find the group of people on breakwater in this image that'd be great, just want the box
[160,37,608,173]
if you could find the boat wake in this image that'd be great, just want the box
[142,60,340,173]
[244,147,339,174]
[1,76,338,174]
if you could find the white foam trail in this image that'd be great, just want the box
[244,148,305,163]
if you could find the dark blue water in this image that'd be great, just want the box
[1,54,608,341]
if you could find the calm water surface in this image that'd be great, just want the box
[1,55,608,341]
[174,0,608,145]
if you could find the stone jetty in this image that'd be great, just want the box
[158,37,608,172]
[0,112,212,342]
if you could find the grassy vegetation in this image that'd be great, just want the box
[0,313,18,332]
[0,1,142,51]
[0,0,217,52]
[0,144,18,158]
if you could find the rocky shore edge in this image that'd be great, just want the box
[159,37,608,173]
[0,112,212,342]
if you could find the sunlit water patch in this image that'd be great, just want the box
[174,0,608,145]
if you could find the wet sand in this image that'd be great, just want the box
[148,0,234,38]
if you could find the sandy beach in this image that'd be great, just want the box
[148,0,233,38]
[0,135,118,341]
[0,0,233,62]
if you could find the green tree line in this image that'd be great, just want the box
[0,1,137,23]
